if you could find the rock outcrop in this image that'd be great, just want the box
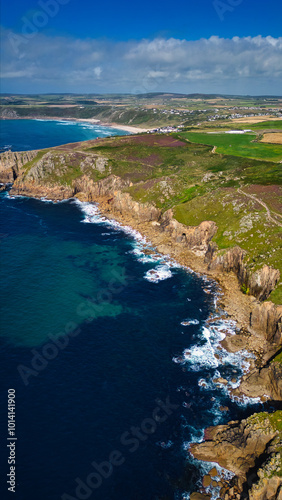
[209,245,246,274]
[0,150,38,183]
[190,411,282,499]
[111,190,161,222]
[11,180,74,201]
[73,175,161,221]
[237,360,282,401]
[247,266,281,302]
[161,209,217,255]
[209,246,280,302]
[73,174,131,200]
[250,301,282,344]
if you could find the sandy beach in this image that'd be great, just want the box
[0,115,152,134]
[76,118,151,133]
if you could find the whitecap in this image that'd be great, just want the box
[180,319,200,326]
[144,265,173,283]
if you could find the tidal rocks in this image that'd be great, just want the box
[190,493,211,500]
[238,360,282,401]
[190,411,282,499]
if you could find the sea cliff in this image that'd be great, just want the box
[1,135,281,498]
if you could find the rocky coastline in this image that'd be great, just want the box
[1,147,281,499]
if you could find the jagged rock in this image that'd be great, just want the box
[250,301,282,344]
[190,493,211,500]
[209,247,280,302]
[11,180,73,201]
[73,174,131,200]
[247,266,280,302]
[161,209,217,255]
[112,190,161,222]
[0,150,38,183]
[80,155,109,174]
[214,377,228,385]
[190,413,279,483]
[208,246,246,274]
[249,476,282,500]
[238,361,282,400]
[190,412,282,499]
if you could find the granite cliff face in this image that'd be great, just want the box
[160,208,217,255]
[190,412,282,500]
[250,301,282,344]
[238,360,282,401]
[0,150,38,183]
[208,246,280,303]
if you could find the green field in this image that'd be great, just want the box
[178,131,282,162]
[243,120,282,130]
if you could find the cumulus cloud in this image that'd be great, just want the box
[1,28,281,94]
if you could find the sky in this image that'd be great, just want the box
[1,0,282,95]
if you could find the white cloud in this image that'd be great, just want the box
[1,29,281,94]
[93,67,102,78]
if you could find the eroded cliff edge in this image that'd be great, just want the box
[1,137,282,498]
[1,144,281,356]
[190,411,282,500]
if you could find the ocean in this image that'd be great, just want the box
[0,121,263,500]
[0,119,129,152]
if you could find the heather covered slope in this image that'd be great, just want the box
[1,132,281,303]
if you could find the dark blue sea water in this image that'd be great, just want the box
[0,119,129,152]
[0,192,263,500]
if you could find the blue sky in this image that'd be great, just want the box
[1,0,282,94]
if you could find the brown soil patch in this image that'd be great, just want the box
[231,116,281,124]
[260,133,282,144]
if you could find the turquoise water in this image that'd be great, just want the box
[0,119,129,151]
[0,193,262,500]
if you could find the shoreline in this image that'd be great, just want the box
[0,115,151,134]
[1,120,281,498]
[3,186,282,498]
[7,184,276,369]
